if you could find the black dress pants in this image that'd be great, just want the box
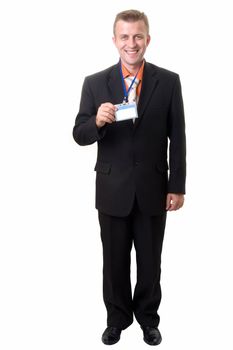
[98,198,167,330]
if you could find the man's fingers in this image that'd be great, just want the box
[98,104,116,120]
[102,116,115,123]
[100,103,116,114]
[96,103,117,127]
[102,110,115,121]
[169,201,182,211]
[166,195,172,210]
[166,194,184,211]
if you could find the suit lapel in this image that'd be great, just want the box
[135,63,159,128]
[107,62,124,105]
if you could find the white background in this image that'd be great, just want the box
[0,0,232,349]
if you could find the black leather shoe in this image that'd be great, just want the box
[101,326,122,345]
[141,326,162,346]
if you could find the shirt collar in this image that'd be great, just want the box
[121,60,145,81]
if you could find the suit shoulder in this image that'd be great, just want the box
[146,62,180,81]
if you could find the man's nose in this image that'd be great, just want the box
[128,37,137,47]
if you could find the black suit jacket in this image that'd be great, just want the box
[73,61,186,216]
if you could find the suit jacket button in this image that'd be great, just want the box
[135,161,139,166]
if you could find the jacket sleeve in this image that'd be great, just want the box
[73,77,107,146]
[167,75,186,194]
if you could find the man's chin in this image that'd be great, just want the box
[124,58,142,66]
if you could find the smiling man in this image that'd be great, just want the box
[113,18,150,74]
[73,10,186,346]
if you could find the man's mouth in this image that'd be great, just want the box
[125,49,139,54]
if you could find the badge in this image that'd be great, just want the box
[115,102,138,122]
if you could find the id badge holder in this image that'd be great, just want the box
[115,102,138,122]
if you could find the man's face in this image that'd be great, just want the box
[113,20,151,70]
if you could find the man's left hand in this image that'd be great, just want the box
[166,193,185,211]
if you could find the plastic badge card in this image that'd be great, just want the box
[115,102,138,122]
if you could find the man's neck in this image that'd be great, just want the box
[121,60,144,75]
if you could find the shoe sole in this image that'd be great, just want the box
[143,336,162,346]
[101,337,120,345]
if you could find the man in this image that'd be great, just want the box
[73,9,186,346]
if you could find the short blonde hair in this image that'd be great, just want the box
[113,9,149,35]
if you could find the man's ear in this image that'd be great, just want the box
[112,36,116,46]
[146,35,151,47]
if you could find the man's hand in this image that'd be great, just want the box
[96,103,117,128]
[166,193,185,211]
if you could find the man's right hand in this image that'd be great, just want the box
[96,103,117,128]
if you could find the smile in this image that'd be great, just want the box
[125,50,139,53]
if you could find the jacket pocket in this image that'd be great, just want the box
[94,161,111,175]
